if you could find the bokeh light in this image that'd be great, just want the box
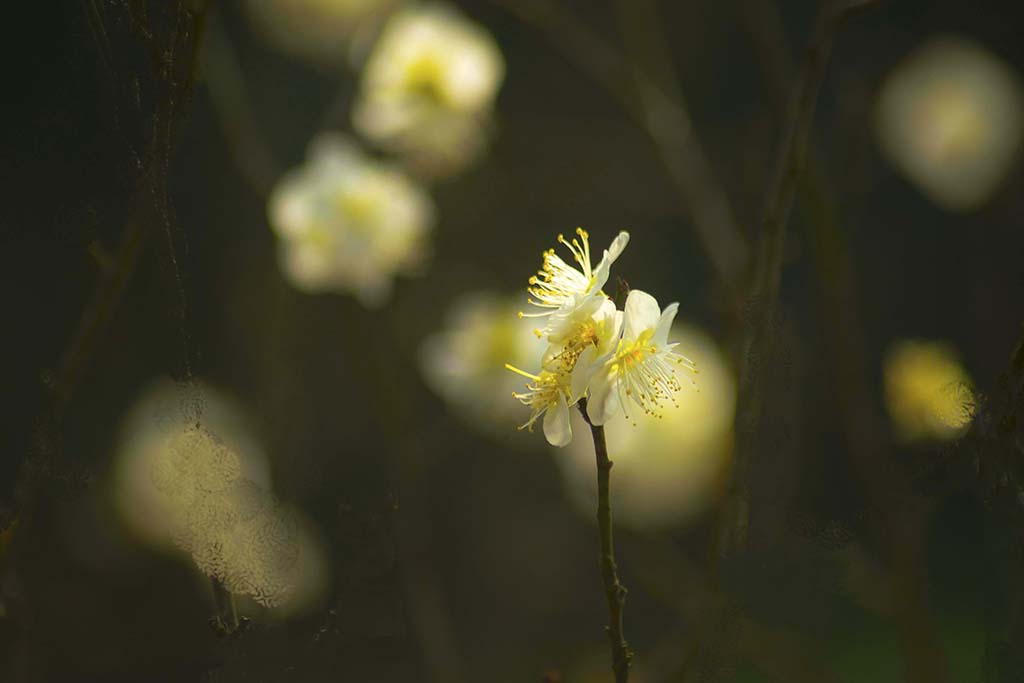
[111,378,271,551]
[111,379,327,614]
[419,291,542,430]
[876,35,1024,211]
[883,339,976,442]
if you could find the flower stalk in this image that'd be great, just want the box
[579,397,632,683]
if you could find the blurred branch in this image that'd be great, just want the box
[736,2,952,681]
[956,324,1024,672]
[347,304,467,683]
[202,13,280,197]
[6,1,209,538]
[628,534,841,683]
[727,0,881,548]
[746,0,880,335]
[50,1,208,418]
[489,0,748,302]
[579,398,632,683]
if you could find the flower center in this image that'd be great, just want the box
[402,53,449,106]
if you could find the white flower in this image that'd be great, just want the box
[522,228,630,340]
[268,134,436,306]
[352,3,505,176]
[558,324,734,529]
[505,366,574,447]
[505,295,622,448]
[876,35,1024,211]
[586,290,697,425]
[541,294,623,399]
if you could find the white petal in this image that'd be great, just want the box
[607,231,630,262]
[570,346,599,400]
[543,396,573,447]
[592,298,623,354]
[623,289,661,340]
[586,368,620,426]
[591,251,614,294]
[653,302,680,347]
[594,296,617,322]
[541,342,560,368]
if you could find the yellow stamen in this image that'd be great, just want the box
[505,364,540,381]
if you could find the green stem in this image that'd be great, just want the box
[579,398,632,683]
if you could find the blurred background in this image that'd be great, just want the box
[2,0,1024,681]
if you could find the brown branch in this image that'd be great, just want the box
[578,398,632,683]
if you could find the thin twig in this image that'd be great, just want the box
[578,398,632,683]
[489,0,748,299]
[50,202,148,419]
[749,0,880,307]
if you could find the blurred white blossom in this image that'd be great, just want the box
[559,324,735,528]
[112,379,270,551]
[352,3,505,177]
[884,339,975,442]
[243,0,405,65]
[877,35,1024,211]
[268,134,436,306]
[419,292,541,428]
[112,379,327,613]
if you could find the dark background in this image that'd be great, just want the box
[2,0,1024,681]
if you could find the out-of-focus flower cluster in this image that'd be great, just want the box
[876,35,1024,211]
[505,229,698,447]
[352,4,505,176]
[151,426,302,607]
[883,339,976,442]
[560,323,734,528]
[262,2,505,305]
[419,292,542,428]
[269,134,435,305]
[112,380,327,614]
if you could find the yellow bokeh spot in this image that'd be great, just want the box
[876,35,1024,211]
[883,339,975,442]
